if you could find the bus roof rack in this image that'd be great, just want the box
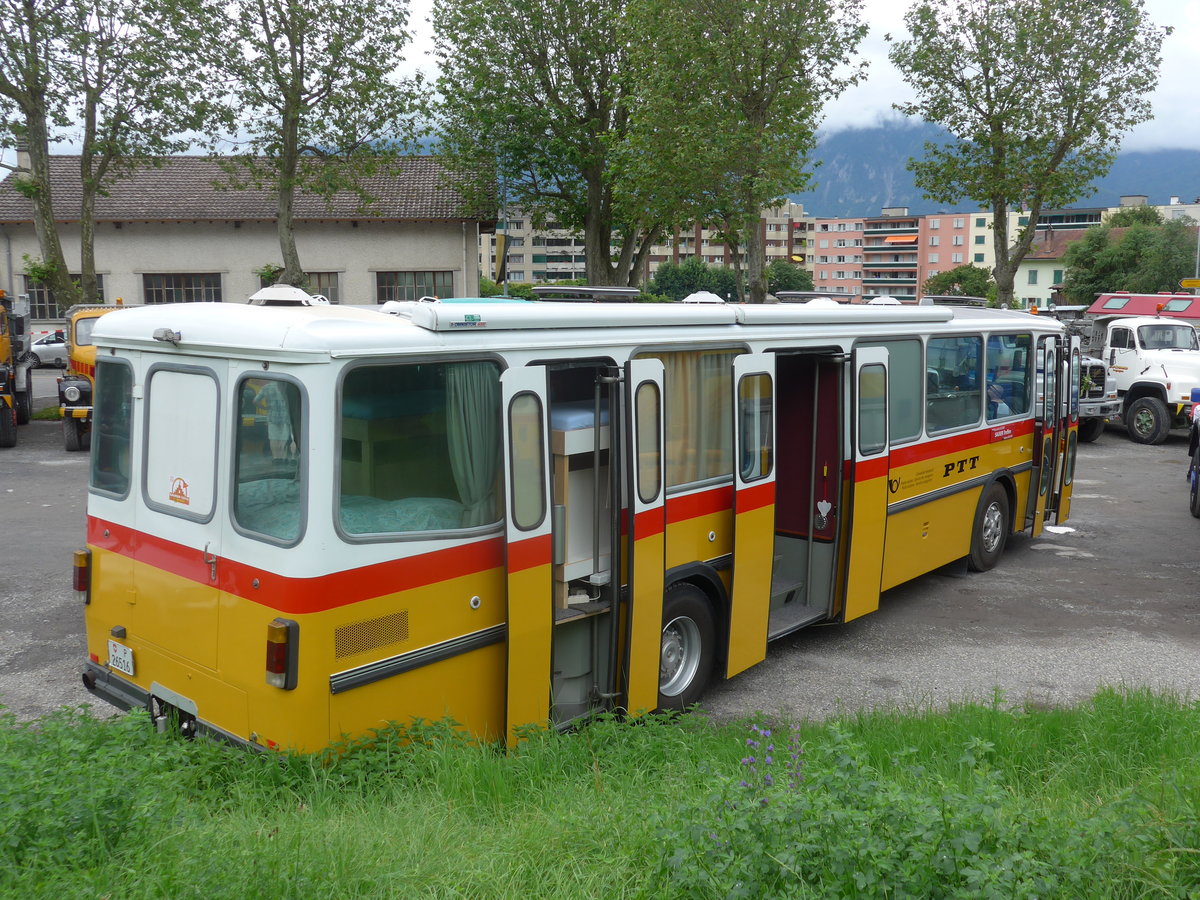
[248,285,330,306]
[919,295,988,307]
[775,291,850,303]
[529,285,641,301]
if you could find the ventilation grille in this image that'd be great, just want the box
[335,611,410,659]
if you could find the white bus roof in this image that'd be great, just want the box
[94,300,1062,361]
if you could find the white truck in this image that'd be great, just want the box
[1088,314,1200,444]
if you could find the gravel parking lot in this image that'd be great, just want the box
[3,366,1198,725]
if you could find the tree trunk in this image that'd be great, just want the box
[583,166,617,285]
[24,111,78,313]
[745,210,767,304]
[276,109,305,288]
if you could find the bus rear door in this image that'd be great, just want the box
[501,365,554,746]
[1054,335,1081,523]
[622,358,666,715]
[726,353,776,677]
[1028,336,1061,536]
[842,347,889,622]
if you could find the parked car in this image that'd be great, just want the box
[26,331,67,368]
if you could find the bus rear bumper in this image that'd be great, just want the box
[82,660,150,712]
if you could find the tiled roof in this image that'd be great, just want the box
[0,155,495,224]
[1024,228,1090,260]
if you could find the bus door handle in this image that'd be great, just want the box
[203,543,218,582]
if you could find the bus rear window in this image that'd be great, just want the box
[233,377,304,543]
[339,360,502,535]
[90,361,133,496]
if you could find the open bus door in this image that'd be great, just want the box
[501,365,554,746]
[1027,336,1062,537]
[1054,335,1081,524]
[622,358,666,715]
[726,353,776,677]
[842,347,889,622]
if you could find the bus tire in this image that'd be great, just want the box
[15,380,32,425]
[1078,417,1105,443]
[0,405,15,448]
[63,416,83,452]
[1191,445,1200,519]
[657,582,715,712]
[968,482,1009,573]
[1126,397,1169,445]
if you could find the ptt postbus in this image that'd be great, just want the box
[78,293,1079,751]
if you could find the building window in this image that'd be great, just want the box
[975,217,986,227]
[819,239,828,248]
[834,271,846,279]
[974,235,986,244]
[1018,216,1029,226]
[819,271,827,280]
[835,239,848,247]
[143,273,221,303]
[929,270,939,277]
[953,218,964,228]
[1053,269,1064,284]
[929,253,939,264]
[974,253,985,263]
[929,235,940,246]
[818,255,829,263]
[952,235,964,246]
[929,219,940,229]
[23,274,105,318]
[376,271,454,302]
[508,271,524,281]
[952,253,964,264]
[1028,270,1038,285]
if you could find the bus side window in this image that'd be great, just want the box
[926,335,982,433]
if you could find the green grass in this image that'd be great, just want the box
[31,405,61,420]
[3,689,1200,898]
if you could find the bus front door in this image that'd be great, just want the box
[726,353,776,677]
[501,365,554,746]
[1028,337,1061,537]
[842,347,890,622]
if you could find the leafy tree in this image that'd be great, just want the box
[0,0,77,308]
[218,0,426,288]
[622,0,866,302]
[1105,205,1164,227]
[889,0,1168,308]
[433,0,661,288]
[1,0,221,309]
[767,260,814,294]
[922,264,992,298]
[68,0,223,304]
[648,258,738,302]
[1061,218,1197,303]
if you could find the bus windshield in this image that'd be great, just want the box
[1137,323,1198,350]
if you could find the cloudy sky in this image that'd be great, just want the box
[403,0,1197,153]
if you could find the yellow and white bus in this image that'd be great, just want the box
[79,293,1079,751]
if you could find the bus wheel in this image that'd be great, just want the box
[1190,446,1200,519]
[1126,397,1169,445]
[1078,417,1105,443]
[968,482,1009,572]
[657,583,715,712]
[0,405,16,448]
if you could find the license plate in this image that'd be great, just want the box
[107,639,135,677]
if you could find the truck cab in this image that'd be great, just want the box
[0,291,34,448]
[59,304,120,451]
[1095,315,1200,444]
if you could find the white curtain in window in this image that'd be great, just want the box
[446,363,500,527]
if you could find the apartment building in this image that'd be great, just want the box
[482,201,814,286]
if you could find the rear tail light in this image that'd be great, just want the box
[73,548,92,603]
[265,618,299,690]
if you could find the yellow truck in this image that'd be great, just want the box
[59,304,120,451]
[0,290,34,448]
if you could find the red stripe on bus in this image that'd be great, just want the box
[855,456,889,481]
[633,507,665,538]
[506,533,552,573]
[891,420,1034,468]
[666,485,734,524]
[735,480,775,513]
[87,517,505,615]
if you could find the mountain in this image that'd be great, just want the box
[792,121,1200,218]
